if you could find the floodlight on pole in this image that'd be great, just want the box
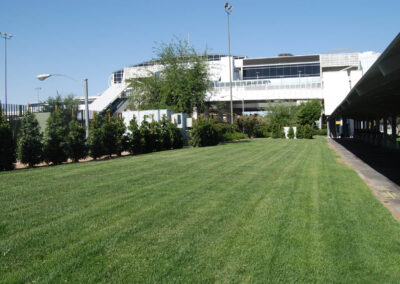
[1,32,13,117]
[37,73,90,138]
[224,2,234,124]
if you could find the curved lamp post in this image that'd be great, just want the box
[0,32,13,116]
[37,73,89,138]
[224,2,234,124]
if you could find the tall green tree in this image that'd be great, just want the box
[115,115,127,156]
[17,111,43,167]
[127,116,142,154]
[265,102,297,127]
[43,109,68,165]
[0,115,16,171]
[297,100,323,126]
[127,38,211,114]
[66,116,87,162]
[43,93,80,122]
[88,114,104,160]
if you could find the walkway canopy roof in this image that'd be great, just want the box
[330,33,400,120]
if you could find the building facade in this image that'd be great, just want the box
[89,52,380,120]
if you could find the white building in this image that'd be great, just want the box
[89,52,380,120]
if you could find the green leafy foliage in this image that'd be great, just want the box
[297,100,322,126]
[127,116,142,154]
[17,111,43,167]
[87,114,105,160]
[115,115,128,156]
[127,38,210,114]
[271,124,285,139]
[43,93,80,123]
[190,118,220,147]
[303,124,314,139]
[139,119,153,153]
[66,116,87,162]
[288,126,295,139]
[265,103,297,127]
[235,115,259,138]
[43,110,68,165]
[0,115,16,171]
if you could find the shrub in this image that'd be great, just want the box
[0,115,16,171]
[271,124,285,139]
[149,120,162,152]
[303,124,314,139]
[167,120,184,149]
[314,128,327,136]
[222,131,248,141]
[288,126,295,139]
[296,125,304,139]
[87,114,104,160]
[43,110,68,165]
[115,115,128,156]
[139,119,153,153]
[102,112,119,158]
[254,124,270,138]
[66,116,87,162]
[190,118,219,147]
[236,115,258,138]
[160,116,172,150]
[17,111,43,167]
[127,116,142,154]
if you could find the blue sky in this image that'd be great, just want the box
[1,0,399,104]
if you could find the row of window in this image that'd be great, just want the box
[243,63,320,80]
[113,70,124,84]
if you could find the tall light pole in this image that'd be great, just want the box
[0,32,13,117]
[224,2,234,124]
[37,73,90,138]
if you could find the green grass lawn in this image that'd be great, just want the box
[1,138,400,283]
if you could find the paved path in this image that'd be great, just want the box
[328,138,400,222]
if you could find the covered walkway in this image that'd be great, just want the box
[328,33,400,150]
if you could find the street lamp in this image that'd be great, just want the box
[224,2,234,124]
[0,32,13,117]
[37,73,90,138]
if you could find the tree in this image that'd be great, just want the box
[88,114,104,160]
[236,115,259,138]
[139,118,153,153]
[43,109,68,165]
[43,93,80,122]
[297,100,322,126]
[190,118,219,147]
[17,111,43,167]
[265,102,297,127]
[115,115,127,156]
[66,116,87,162]
[127,116,142,154]
[0,114,16,171]
[102,111,118,158]
[127,37,211,114]
[288,126,295,139]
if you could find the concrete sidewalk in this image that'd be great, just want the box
[328,138,400,222]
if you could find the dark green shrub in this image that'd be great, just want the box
[296,125,304,139]
[314,128,327,136]
[271,124,285,139]
[288,126,295,139]
[0,115,16,171]
[127,116,142,154]
[102,112,118,158]
[17,111,43,167]
[303,124,314,139]
[190,118,219,147]
[160,116,172,150]
[140,119,153,153]
[88,114,104,160]
[236,115,258,138]
[167,120,184,149]
[115,115,128,156]
[222,131,248,141]
[150,120,162,152]
[43,110,68,165]
[254,124,270,138]
[66,116,87,162]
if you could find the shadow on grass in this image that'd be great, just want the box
[333,138,400,186]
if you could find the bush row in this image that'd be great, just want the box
[0,111,184,170]
[190,118,247,147]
